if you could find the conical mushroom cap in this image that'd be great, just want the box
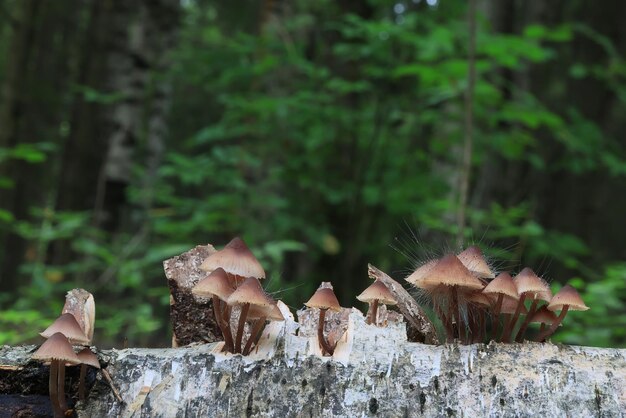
[483,272,518,300]
[192,267,235,301]
[77,348,101,369]
[32,333,80,364]
[40,313,90,345]
[226,277,273,308]
[419,254,484,290]
[405,259,438,287]
[200,237,266,279]
[248,304,285,321]
[457,246,495,279]
[305,287,341,312]
[500,296,527,315]
[547,285,589,312]
[357,280,397,305]
[466,292,492,307]
[529,306,560,324]
[514,268,552,303]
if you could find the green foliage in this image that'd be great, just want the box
[1,2,625,348]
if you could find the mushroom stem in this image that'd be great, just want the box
[234,303,250,354]
[57,361,67,412]
[79,364,87,401]
[537,305,569,342]
[432,297,453,341]
[491,294,504,341]
[49,360,63,418]
[451,286,461,341]
[515,299,539,342]
[502,293,527,343]
[213,296,234,353]
[499,313,512,343]
[538,323,547,336]
[317,308,335,355]
[368,300,379,326]
[243,317,267,355]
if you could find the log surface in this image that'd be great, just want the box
[2,311,624,418]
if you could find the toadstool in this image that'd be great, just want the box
[200,237,265,286]
[304,284,342,355]
[536,285,588,342]
[76,348,100,402]
[356,279,397,326]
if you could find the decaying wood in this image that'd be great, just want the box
[368,263,439,344]
[163,244,220,346]
[2,311,624,417]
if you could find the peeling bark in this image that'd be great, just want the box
[1,311,624,418]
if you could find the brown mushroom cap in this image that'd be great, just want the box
[305,287,341,312]
[457,246,495,279]
[40,313,90,345]
[32,333,80,364]
[547,285,589,312]
[248,304,285,321]
[192,267,235,301]
[200,237,266,279]
[514,268,551,300]
[529,306,560,324]
[466,292,492,307]
[419,254,484,290]
[500,296,527,315]
[77,348,101,369]
[226,277,273,308]
[405,259,438,287]
[483,272,518,300]
[356,280,397,305]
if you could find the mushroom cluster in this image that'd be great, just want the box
[404,246,589,344]
[32,290,101,418]
[192,237,285,355]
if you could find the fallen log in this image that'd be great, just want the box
[1,310,624,417]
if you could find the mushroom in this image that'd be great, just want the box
[457,246,495,280]
[527,306,560,340]
[536,285,588,342]
[482,272,518,341]
[32,332,81,418]
[40,313,91,346]
[200,237,266,287]
[62,289,96,344]
[501,267,551,343]
[498,296,528,342]
[76,348,100,402]
[242,304,285,355]
[356,279,397,326]
[412,255,484,342]
[465,292,492,343]
[226,277,274,354]
[192,267,236,352]
[304,284,341,355]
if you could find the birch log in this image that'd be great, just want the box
[1,309,624,418]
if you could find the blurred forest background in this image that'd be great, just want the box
[0,0,624,349]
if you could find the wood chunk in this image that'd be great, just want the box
[164,244,221,346]
[368,263,439,344]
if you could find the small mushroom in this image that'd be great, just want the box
[200,237,266,286]
[457,246,495,279]
[76,348,100,402]
[465,292,492,343]
[32,332,81,418]
[304,285,342,355]
[527,306,560,340]
[356,280,397,326]
[40,313,90,346]
[536,285,588,342]
[242,304,285,355]
[413,255,484,342]
[502,268,551,343]
[226,277,274,354]
[482,272,518,341]
[192,267,236,352]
